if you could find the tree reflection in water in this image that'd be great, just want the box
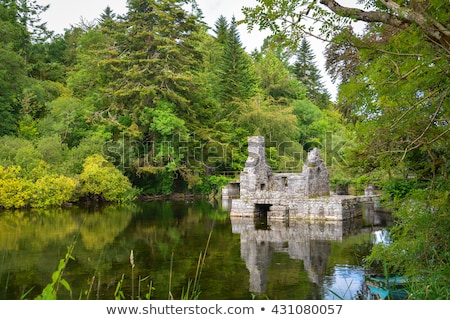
[0,201,390,299]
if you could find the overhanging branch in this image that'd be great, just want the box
[319,0,408,28]
[319,0,450,45]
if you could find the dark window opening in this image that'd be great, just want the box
[254,203,271,230]
[260,183,266,190]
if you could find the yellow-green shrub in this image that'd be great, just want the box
[79,154,136,202]
[31,175,78,208]
[0,166,33,209]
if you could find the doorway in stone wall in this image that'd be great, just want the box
[255,203,271,229]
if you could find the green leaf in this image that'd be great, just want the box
[59,279,72,293]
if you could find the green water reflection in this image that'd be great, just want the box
[0,200,390,300]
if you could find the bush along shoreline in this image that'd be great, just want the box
[0,152,231,210]
[0,153,138,209]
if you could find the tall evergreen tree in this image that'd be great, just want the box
[218,16,258,107]
[98,6,118,29]
[213,15,229,45]
[292,38,330,109]
[66,0,209,189]
[87,0,204,135]
[16,0,51,44]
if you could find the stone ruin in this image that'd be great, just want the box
[238,136,330,199]
[222,136,378,220]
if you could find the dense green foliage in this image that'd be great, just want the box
[1,0,448,300]
[0,0,341,208]
[243,0,449,299]
[0,137,136,208]
[366,189,450,299]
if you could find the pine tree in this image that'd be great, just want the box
[218,16,258,106]
[16,0,51,43]
[95,0,204,130]
[213,15,229,44]
[98,6,117,29]
[292,38,330,108]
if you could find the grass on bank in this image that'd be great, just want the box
[24,228,213,300]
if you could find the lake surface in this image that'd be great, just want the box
[0,199,391,300]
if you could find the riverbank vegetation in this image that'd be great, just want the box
[0,0,448,298]
[243,0,449,299]
[0,0,348,208]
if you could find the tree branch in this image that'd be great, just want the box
[401,90,449,161]
[319,0,450,45]
[319,0,408,29]
[390,89,440,130]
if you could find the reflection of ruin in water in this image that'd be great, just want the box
[220,136,391,297]
[229,202,391,296]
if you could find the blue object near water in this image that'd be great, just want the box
[365,275,409,300]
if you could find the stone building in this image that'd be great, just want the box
[222,136,378,220]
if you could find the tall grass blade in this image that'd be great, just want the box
[114,274,125,300]
[168,252,174,300]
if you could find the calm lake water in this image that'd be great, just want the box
[0,199,391,300]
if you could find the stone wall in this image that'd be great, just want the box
[302,147,330,197]
[221,182,240,200]
[236,136,330,200]
[224,136,378,220]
